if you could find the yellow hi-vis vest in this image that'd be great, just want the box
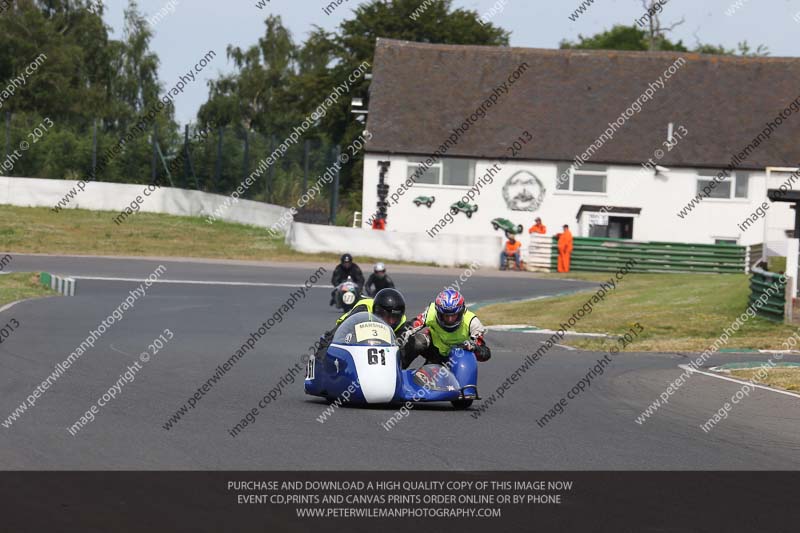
[424,302,475,357]
[337,298,407,333]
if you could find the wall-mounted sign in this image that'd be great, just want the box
[502,170,546,211]
[588,213,609,226]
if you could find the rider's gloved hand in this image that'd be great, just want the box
[399,328,429,369]
[473,344,491,362]
[412,328,431,352]
[460,340,477,352]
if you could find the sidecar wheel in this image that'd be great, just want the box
[451,399,473,409]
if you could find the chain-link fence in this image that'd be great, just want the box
[1,111,340,223]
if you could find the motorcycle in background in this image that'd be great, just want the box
[335,276,361,312]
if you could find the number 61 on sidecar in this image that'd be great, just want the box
[304,312,479,409]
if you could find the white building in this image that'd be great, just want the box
[360,40,800,248]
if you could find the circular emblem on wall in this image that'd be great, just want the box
[502,170,546,212]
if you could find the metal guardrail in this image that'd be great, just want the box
[748,267,786,322]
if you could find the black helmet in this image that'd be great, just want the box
[340,253,353,266]
[373,288,405,329]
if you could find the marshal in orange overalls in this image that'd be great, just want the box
[557,226,573,273]
[528,217,547,234]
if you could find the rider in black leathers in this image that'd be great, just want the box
[329,253,365,306]
[364,262,395,297]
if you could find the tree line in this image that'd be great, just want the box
[0,0,765,221]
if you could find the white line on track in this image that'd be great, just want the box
[68,276,330,289]
[678,364,800,400]
[0,300,23,314]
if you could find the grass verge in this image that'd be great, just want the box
[728,367,800,392]
[0,205,434,266]
[0,273,53,308]
[480,272,797,352]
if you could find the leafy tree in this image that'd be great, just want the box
[0,0,177,185]
[560,25,687,52]
[693,41,769,57]
[195,1,509,216]
[561,24,768,57]
[113,1,161,116]
[198,15,298,134]
[295,0,510,208]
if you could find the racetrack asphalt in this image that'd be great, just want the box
[0,253,798,470]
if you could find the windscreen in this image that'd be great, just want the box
[332,312,396,347]
[412,364,461,392]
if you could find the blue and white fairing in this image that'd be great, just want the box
[305,312,480,406]
[394,348,478,403]
[305,312,400,404]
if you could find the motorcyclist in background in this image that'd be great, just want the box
[400,289,491,369]
[365,262,395,297]
[315,288,413,359]
[329,253,365,306]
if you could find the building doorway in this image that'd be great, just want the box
[607,216,633,239]
[579,205,640,240]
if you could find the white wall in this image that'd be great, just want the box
[361,154,795,247]
[0,177,291,229]
[288,222,503,268]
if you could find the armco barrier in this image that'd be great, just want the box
[562,237,746,274]
[748,267,786,322]
[287,222,504,268]
[0,177,291,230]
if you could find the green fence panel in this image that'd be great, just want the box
[748,268,786,322]
[554,236,747,274]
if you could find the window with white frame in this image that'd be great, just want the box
[556,163,607,193]
[407,158,476,187]
[696,170,749,199]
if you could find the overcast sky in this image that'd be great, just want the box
[100,0,800,124]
